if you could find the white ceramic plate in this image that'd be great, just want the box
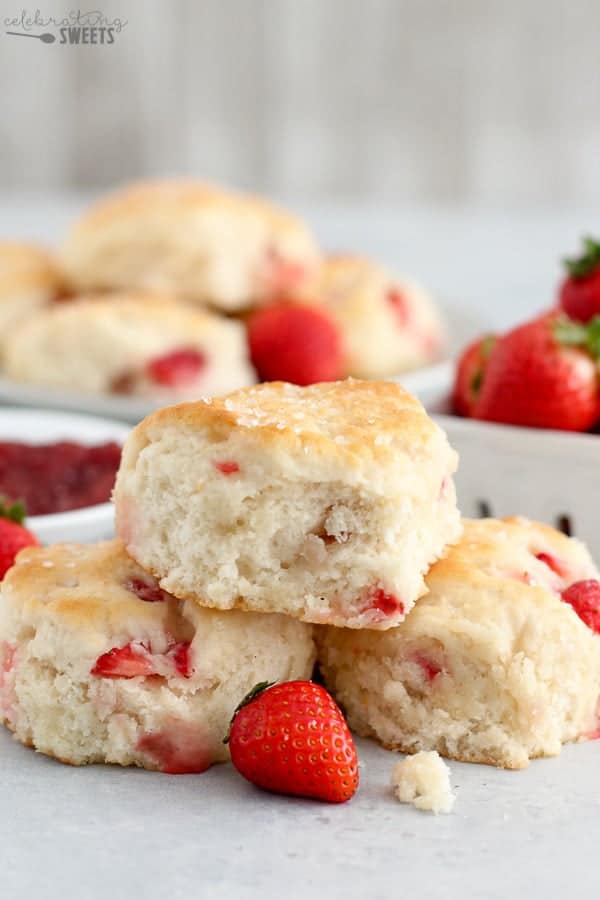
[0,377,164,424]
[0,408,131,544]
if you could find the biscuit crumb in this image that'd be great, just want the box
[391,751,455,814]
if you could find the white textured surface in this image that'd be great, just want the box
[1,728,599,900]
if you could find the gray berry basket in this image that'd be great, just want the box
[399,362,600,560]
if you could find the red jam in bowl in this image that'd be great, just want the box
[0,441,122,516]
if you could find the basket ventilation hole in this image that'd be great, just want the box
[556,514,573,537]
[477,500,493,519]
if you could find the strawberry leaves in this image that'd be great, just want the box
[0,498,27,525]
[554,315,600,361]
[224,681,275,744]
[564,237,600,280]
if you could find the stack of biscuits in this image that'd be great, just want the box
[1,379,599,772]
[0,179,444,400]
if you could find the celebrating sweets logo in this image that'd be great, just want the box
[4,9,127,44]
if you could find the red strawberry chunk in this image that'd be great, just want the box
[137,726,212,774]
[0,642,17,723]
[213,460,240,475]
[263,249,306,298]
[125,577,170,603]
[561,580,600,633]
[168,642,193,678]
[0,642,16,685]
[414,653,442,682]
[91,643,156,678]
[367,586,405,617]
[535,552,567,578]
[146,348,206,388]
[386,288,410,327]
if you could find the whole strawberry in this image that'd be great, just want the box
[559,237,600,323]
[226,680,359,803]
[0,499,38,579]
[247,302,345,385]
[475,313,600,431]
[452,334,495,417]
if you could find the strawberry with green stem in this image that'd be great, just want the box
[559,236,600,323]
[226,680,359,803]
[452,334,496,417]
[475,313,600,431]
[0,499,39,579]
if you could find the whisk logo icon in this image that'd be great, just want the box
[4,10,128,44]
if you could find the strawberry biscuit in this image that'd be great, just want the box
[114,380,461,629]
[60,179,320,312]
[317,517,600,769]
[308,255,444,378]
[0,241,65,338]
[4,292,254,399]
[0,540,315,772]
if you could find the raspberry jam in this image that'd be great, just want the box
[0,441,121,515]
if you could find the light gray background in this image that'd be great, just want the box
[1,0,600,205]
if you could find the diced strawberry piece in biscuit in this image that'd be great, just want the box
[137,725,213,774]
[126,577,170,603]
[91,643,156,678]
[368,587,405,617]
[213,461,240,475]
[168,642,193,678]
[536,552,568,578]
[414,653,442,683]
[386,288,411,327]
[561,580,600,633]
[263,248,307,298]
[146,348,206,388]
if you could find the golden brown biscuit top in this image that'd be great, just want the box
[427,517,597,592]
[3,539,179,631]
[400,517,600,651]
[135,379,453,470]
[327,518,600,663]
[0,240,65,298]
[321,254,383,283]
[66,178,311,238]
